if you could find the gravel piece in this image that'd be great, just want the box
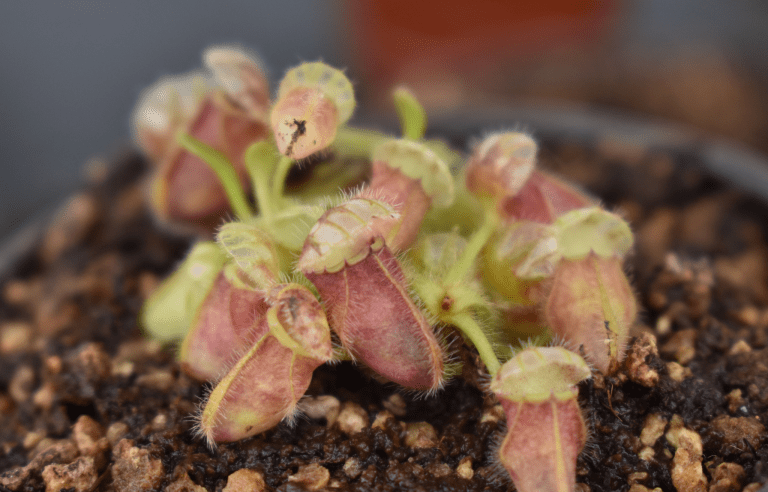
[666,416,708,492]
[707,416,765,455]
[625,332,660,387]
[661,329,698,365]
[135,369,175,392]
[8,365,35,403]
[41,456,98,492]
[404,421,438,449]
[382,393,407,416]
[640,414,668,447]
[105,422,129,447]
[708,462,745,492]
[165,471,207,492]
[300,395,341,426]
[456,456,474,480]
[288,463,330,490]
[111,439,164,492]
[336,401,369,435]
[72,415,105,456]
[371,409,396,430]
[0,322,34,354]
[343,457,362,479]
[222,468,267,492]
[0,440,78,491]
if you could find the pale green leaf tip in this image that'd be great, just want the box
[491,346,591,403]
[372,139,454,208]
[277,61,356,124]
[140,241,228,342]
[554,207,634,260]
[393,86,427,141]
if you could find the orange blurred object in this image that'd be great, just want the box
[346,0,616,108]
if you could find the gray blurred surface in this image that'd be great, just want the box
[0,1,342,240]
[623,0,768,54]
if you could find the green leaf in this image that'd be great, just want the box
[140,241,227,342]
[244,141,280,220]
[176,132,254,220]
[393,86,427,140]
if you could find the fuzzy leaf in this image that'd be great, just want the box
[492,347,590,492]
[545,254,637,373]
[490,347,591,403]
[298,197,400,274]
[466,131,537,202]
[372,139,454,208]
[303,246,445,390]
[271,62,355,159]
[197,283,331,444]
[553,207,633,260]
[217,222,280,290]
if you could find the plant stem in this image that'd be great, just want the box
[443,203,498,286]
[450,312,501,375]
[176,132,254,221]
[333,126,389,157]
[271,155,294,205]
[243,142,278,221]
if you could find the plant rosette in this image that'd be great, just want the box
[135,47,643,491]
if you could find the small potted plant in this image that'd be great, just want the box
[2,44,766,492]
[134,45,639,492]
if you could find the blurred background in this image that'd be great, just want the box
[2,0,768,242]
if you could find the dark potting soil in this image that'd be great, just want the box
[0,137,767,492]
